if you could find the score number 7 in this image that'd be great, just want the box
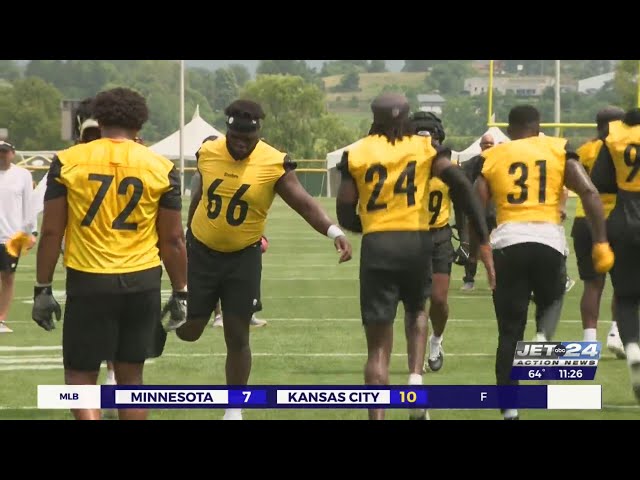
[242,391,252,402]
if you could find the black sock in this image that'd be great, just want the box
[614,296,640,345]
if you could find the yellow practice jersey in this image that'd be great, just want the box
[191,137,290,252]
[481,136,568,226]
[427,176,451,228]
[345,134,438,234]
[51,138,180,274]
[574,139,616,218]
[604,120,640,192]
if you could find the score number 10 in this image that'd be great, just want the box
[398,391,417,403]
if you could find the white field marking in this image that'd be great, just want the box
[0,365,63,371]
[160,352,496,358]
[4,318,594,325]
[0,359,154,371]
[0,357,61,364]
[0,346,62,351]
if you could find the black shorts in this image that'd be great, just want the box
[429,226,454,275]
[571,217,599,281]
[609,238,640,297]
[187,232,262,320]
[63,289,165,371]
[493,242,566,317]
[359,231,433,325]
[0,244,19,273]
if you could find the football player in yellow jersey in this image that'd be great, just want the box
[32,88,188,420]
[594,107,640,400]
[409,112,454,373]
[337,93,494,420]
[177,100,352,420]
[475,105,612,420]
[570,107,625,354]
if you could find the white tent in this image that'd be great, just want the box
[325,139,363,197]
[454,127,510,164]
[326,139,363,170]
[149,105,224,160]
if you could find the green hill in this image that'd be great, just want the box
[324,72,427,133]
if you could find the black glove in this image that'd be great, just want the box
[453,243,470,266]
[162,290,188,332]
[32,285,62,331]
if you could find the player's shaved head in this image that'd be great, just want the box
[368,93,412,144]
[624,107,640,127]
[480,133,495,151]
[507,105,540,140]
[596,106,625,137]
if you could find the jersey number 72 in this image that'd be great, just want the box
[82,174,143,231]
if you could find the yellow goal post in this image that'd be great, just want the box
[486,60,640,131]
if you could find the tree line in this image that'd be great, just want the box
[0,60,637,156]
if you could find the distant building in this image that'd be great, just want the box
[578,72,615,94]
[417,94,446,114]
[464,76,555,97]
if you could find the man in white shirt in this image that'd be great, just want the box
[0,141,37,333]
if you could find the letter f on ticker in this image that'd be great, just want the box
[481,392,487,402]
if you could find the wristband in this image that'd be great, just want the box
[326,225,345,240]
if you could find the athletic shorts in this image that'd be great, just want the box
[609,238,640,297]
[359,231,433,325]
[0,244,19,273]
[493,242,566,315]
[429,225,454,275]
[187,232,262,320]
[63,289,165,371]
[571,217,599,281]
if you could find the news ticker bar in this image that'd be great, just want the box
[37,385,602,410]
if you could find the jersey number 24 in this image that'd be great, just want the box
[364,161,417,212]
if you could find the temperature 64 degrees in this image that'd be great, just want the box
[528,369,545,379]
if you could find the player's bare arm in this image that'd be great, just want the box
[187,175,202,229]
[157,208,187,291]
[336,156,363,233]
[564,158,606,243]
[432,154,495,288]
[275,169,352,263]
[36,197,66,285]
[470,174,492,259]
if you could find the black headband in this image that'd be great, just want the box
[226,115,260,133]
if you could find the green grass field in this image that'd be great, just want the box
[0,197,637,420]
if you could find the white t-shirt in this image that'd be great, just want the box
[0,164,37,243]
[490,222,568,256]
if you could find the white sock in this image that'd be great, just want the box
[625,343,640,366]
[223,408,243,420]
[503,409,518,419]
[408,373,423,385]
[106,370,116,385]
[609,322,619,335]
[431,335,442,345]
[583,328,597,342]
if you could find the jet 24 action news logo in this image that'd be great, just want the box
[512,341,600,367]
